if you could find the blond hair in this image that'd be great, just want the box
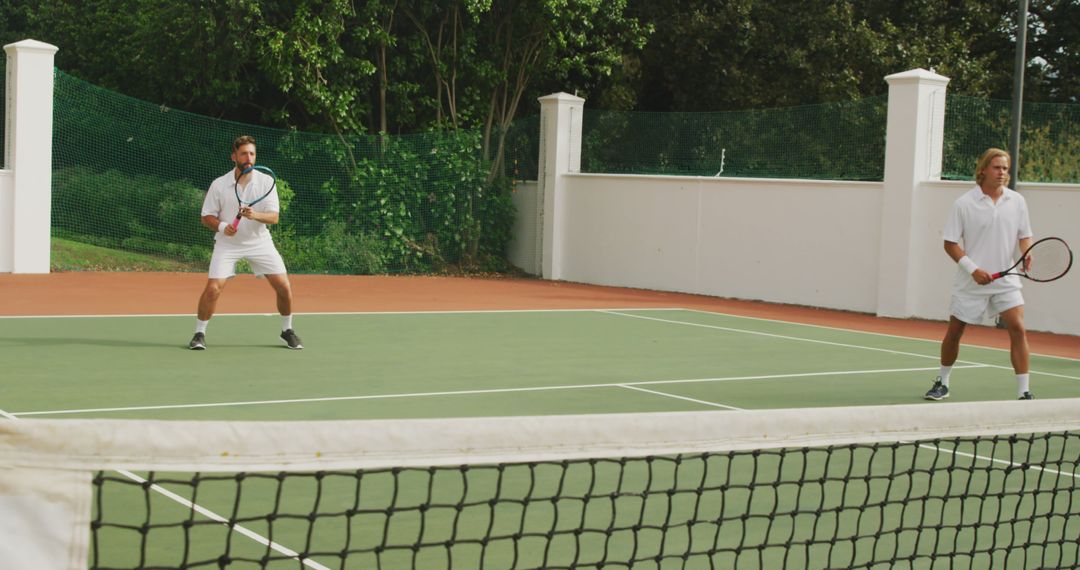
[975,148,1010,186]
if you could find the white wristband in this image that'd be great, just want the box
[218,222,228,233]
[958,256,978,275]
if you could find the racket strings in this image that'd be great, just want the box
[234,166,276,207]
[1024,239,1073,281]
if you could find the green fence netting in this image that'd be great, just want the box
[580,96,889,181]
[50,70,536,274]
[38,69,1080,275]
[944,95,1080,184]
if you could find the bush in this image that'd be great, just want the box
[276,222,387,275]
[52,167,210,258]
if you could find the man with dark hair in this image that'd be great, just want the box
[189,135,303,350]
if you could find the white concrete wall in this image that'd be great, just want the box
[557,174,883,313]
[509,171,1079,335]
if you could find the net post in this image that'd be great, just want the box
[1,39,58,274]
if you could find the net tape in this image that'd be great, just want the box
[3,400,1080,569]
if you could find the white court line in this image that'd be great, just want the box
[601,310,1080,381]
[921,442,1080,481]
[618,385,742,411]
[13,365,981,417]
[0,408,17,420]
[116,470,331,570]
[680,307,1080,363]
[0,307,685,319]
[618,386,1080,482]
[600,310,967,362]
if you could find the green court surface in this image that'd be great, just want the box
[5,308,1080,569]
[3,308,1079,420]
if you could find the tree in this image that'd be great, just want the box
[622,0,1027,112]
[1028,0,1080,102]
[469,0,649,179]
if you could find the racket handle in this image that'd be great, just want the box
[990,272,1002,280]
[230,215,241,230]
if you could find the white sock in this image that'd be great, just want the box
[938,365,952,387]
[1017,373,1030,396]
[282,314,293,332]
[195,319,209,334]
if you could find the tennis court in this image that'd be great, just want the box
[3,275,1080,568]
[6,298,1080,422]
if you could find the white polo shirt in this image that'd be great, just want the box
[943,185,1032,296]
[201,169,280,248]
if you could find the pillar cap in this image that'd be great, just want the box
[885,68,950,87]
[538,92,585,104]
[4,39,59,55]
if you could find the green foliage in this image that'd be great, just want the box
[1021,124,1080,183]
[2,0,648,138]
[51,167,211,262]
[275,222,387,275]
[474,176,516,271]
[50,123,511,275]
[46,69,517,275]
[943,95,1080,184]
[626,0,1025,112]
[50,237,204,272]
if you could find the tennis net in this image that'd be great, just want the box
[3,399,1080,569]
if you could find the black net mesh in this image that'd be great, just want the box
[90,432,1080,569]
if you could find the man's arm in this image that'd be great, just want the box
[945,240,992,285]
[944,240,965,263]
[1019,236,1033,272]
[202,214,238,236]
[201,214,223,231]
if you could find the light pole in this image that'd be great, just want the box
[1008,0,1029,190]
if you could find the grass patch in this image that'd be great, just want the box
[51,237,205,272]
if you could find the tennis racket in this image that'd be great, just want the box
[991,236,1073,282]
[230,164,277,230]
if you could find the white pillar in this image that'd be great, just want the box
[536,92,584,280]
[876,68,949,318]
[2,39,58,273]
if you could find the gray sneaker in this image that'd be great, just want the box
[189,332,206,350]
[280,329,303,350]
[924,379,949,401]
[1019,392,1034,400]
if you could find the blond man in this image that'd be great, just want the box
[925,148,1032,401]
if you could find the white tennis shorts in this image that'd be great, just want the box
[949,290,1024,325]
[208,242,287,279]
